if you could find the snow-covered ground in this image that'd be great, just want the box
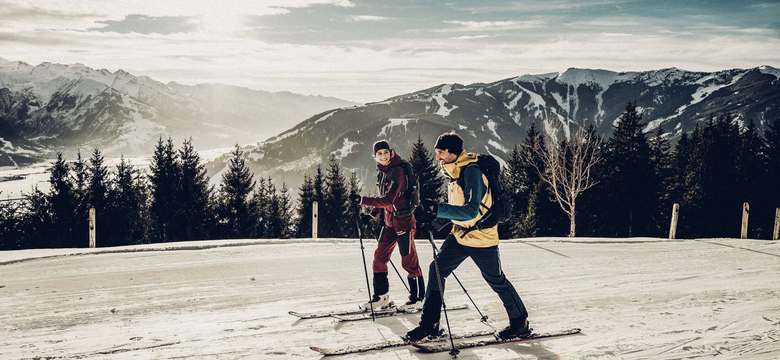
[1,237,779,359]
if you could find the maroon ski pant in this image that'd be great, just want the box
[373,226,423,278]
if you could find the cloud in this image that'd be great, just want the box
[350,15,390,21]
[438,20,546,32]
[451,35,490,40]
[89,14,199,35]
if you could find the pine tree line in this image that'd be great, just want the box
[0,139,295,250]
[503,102,780,239]
[3,106,780,250]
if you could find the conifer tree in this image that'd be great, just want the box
[218,144,256,239]
[649,126,672,227]
[250,177,270,238]
[322,154,349,238]
[343,171,362,238]
[87,148,114,247]
[178,138,212,241]
[149,137,179,242]
[294,174,315,238]
[599,101,660,237]
[765,118,780,220]
[738,119,768,237]
[276,183,294,239]
[114,157,150,245]
[47,153,78,247]
[409,134,445,237]
[409,134,444,203]
[501,145,526,239]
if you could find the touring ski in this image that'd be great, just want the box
[288,302,396,319]
[332,304,468,322]
[412,327,582,353]
[310,328,496,356]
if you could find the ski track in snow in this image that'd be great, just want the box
[1,238,779,359]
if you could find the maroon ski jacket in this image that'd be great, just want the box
[359,152,416,232]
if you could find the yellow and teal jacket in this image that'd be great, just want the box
[437,150,498,247]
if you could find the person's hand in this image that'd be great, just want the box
[360,213,374,227]
[414,199,438,224]
[420,199,438,216]
[349,192,362,206]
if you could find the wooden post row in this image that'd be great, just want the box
[312,201,318,239]
[89,208,96,248]
[741,202,749,239]
[669,203,679,239]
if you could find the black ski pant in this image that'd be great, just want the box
[420,234,528,325]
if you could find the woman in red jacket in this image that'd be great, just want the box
[350,140,424,310]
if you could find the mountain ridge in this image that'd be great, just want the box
[216,65,780,194]
[0,57,359,166]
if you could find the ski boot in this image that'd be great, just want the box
[498,317,532,339]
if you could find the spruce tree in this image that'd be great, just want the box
[501,145,526,239]
[322,154,349,238]
[599,101,660,237]
[344,171,362,238]
[765,118,780,223]
[294,174,315,238]
[149,137,179,242]
[409,134,445,202]
[47,153,78,247]
[178,138,212,241]
[114,157,150,245]
[87,148,113,247]
[649,126,672,228]
[218,144,256,239]
[738,119,768,237]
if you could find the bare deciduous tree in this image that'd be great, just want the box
[526,117,603,237]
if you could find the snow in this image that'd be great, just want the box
[432,85,457,117]
[378,118,416,138]
[314,110,338,124]
[1,237,779,359]
[758,65,780,80]
[485,119,501,140]
[331,138,359,160]
[643,71,748,133]
[487,139,508,153]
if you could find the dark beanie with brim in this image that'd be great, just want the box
[434,132,463,155]
[373,140,391,154]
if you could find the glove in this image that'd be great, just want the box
[360,213,374,227]
[420,199,438,217]
[349,192,362,206]
[414,199,438,225]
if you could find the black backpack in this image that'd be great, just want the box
[456,154,513,233]
[386,159,420,216]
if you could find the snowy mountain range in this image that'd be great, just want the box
[214,66,780,193]
[0,58,359,167]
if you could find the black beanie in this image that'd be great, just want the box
[434,132,463,155]
[373,140,391,154]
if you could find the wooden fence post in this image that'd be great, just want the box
[774,208,779,241]
[669,203,679,239]
[89,208,96,248]
[312,201,318,239]
[741,202,749,239]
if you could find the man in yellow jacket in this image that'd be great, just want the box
[405,131,530,341]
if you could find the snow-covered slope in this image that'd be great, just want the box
[1,237,779,359]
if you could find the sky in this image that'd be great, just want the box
[1,0,779,103]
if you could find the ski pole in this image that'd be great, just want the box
[352,201,376,322]
[427,229,490,324]
[368,222,410,294]
[427,229,459,357]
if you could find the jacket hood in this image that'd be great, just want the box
[377,150,401,172]
[442,150,477,179]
